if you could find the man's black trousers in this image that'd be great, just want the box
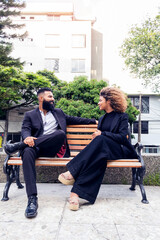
[21,130,66,197]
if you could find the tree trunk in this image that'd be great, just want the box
[3,110,9,145]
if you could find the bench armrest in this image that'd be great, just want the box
[3,151,21,174]
[134,142,145,168]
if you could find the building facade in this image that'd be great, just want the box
[129,94,160,154]
[11,2,99,82]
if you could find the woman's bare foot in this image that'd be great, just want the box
[69,193,79,211]
[58,171,75,185]
[62,171,73,180]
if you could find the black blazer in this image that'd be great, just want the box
[98,112,137,158]
[21,107,96,157]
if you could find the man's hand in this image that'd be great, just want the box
[92,130,101,140]
[24,136,37,147]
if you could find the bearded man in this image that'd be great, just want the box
[4,87,96,218]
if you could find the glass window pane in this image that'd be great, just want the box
[141,121,148,134]
[133,121,148,134]
[142,97,149,113]
[45,59,59,72]
[71,59,85,73]
[130,96,149,113]
[133,121,138,133]
[79,60,85,72]
[134,97,139,108]
[71,59,78,72]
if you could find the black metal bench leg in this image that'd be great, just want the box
[130,168,137,191]
[1,165,14,201]
[1,165,24,201]
[15,166,24,189]
[137,168,149,204]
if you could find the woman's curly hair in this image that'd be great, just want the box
[100,87,127,113]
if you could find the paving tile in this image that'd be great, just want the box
[0,222,59,240]
[63,199,114,224]
[58,223,119,240]
[117,225,160,240]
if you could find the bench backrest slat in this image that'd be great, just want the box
[67,134,92,139]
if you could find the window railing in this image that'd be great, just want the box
[142,146,160,154]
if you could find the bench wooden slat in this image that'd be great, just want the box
[8,157,139,162]
[8,157,73,161]
[8,156,141,168]
[8,160,141,168]
[107,161,142,168]
[70,152,80,157]
[68,139,91,144]
[69,145,85,150]
[67,128,97,133]
[7,160,69,166]
[107,159,139,162]
[35,161,69,166]
[67,134,92,139]
[67,125,97,128]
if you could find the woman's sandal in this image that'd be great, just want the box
[69,196,79,211]
[58,173,75,185]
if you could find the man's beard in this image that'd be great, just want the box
[42,100,55,111]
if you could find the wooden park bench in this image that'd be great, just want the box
[1,124,149,203]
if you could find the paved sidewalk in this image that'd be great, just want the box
[0,183,160,240]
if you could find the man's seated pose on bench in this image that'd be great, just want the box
[58,87,138,211]
[4,87,96,218]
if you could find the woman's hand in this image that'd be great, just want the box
[92,130,101,139]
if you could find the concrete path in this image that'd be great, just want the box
[0,183,160,240]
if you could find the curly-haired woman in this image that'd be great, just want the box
[58,87,138,210]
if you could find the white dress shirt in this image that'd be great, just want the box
[40,110,58,135]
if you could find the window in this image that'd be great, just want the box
[71,59,85,73]
[45,34,60,48]
[130,96,149,113]
[133,121,148,134]
[45,58,59,72]
[72,34,86,48]
[7,133,21,142]
[143,146,160,154]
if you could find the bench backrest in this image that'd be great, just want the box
[66,124,97,157]
[67,124,132,157]
[7,124,141,168]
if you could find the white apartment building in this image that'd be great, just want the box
[11,2,99,82]
[129,93,160,154]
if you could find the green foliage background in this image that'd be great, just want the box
[0,69,139,124]
[120,14,160,92]
[53,75,139,123]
